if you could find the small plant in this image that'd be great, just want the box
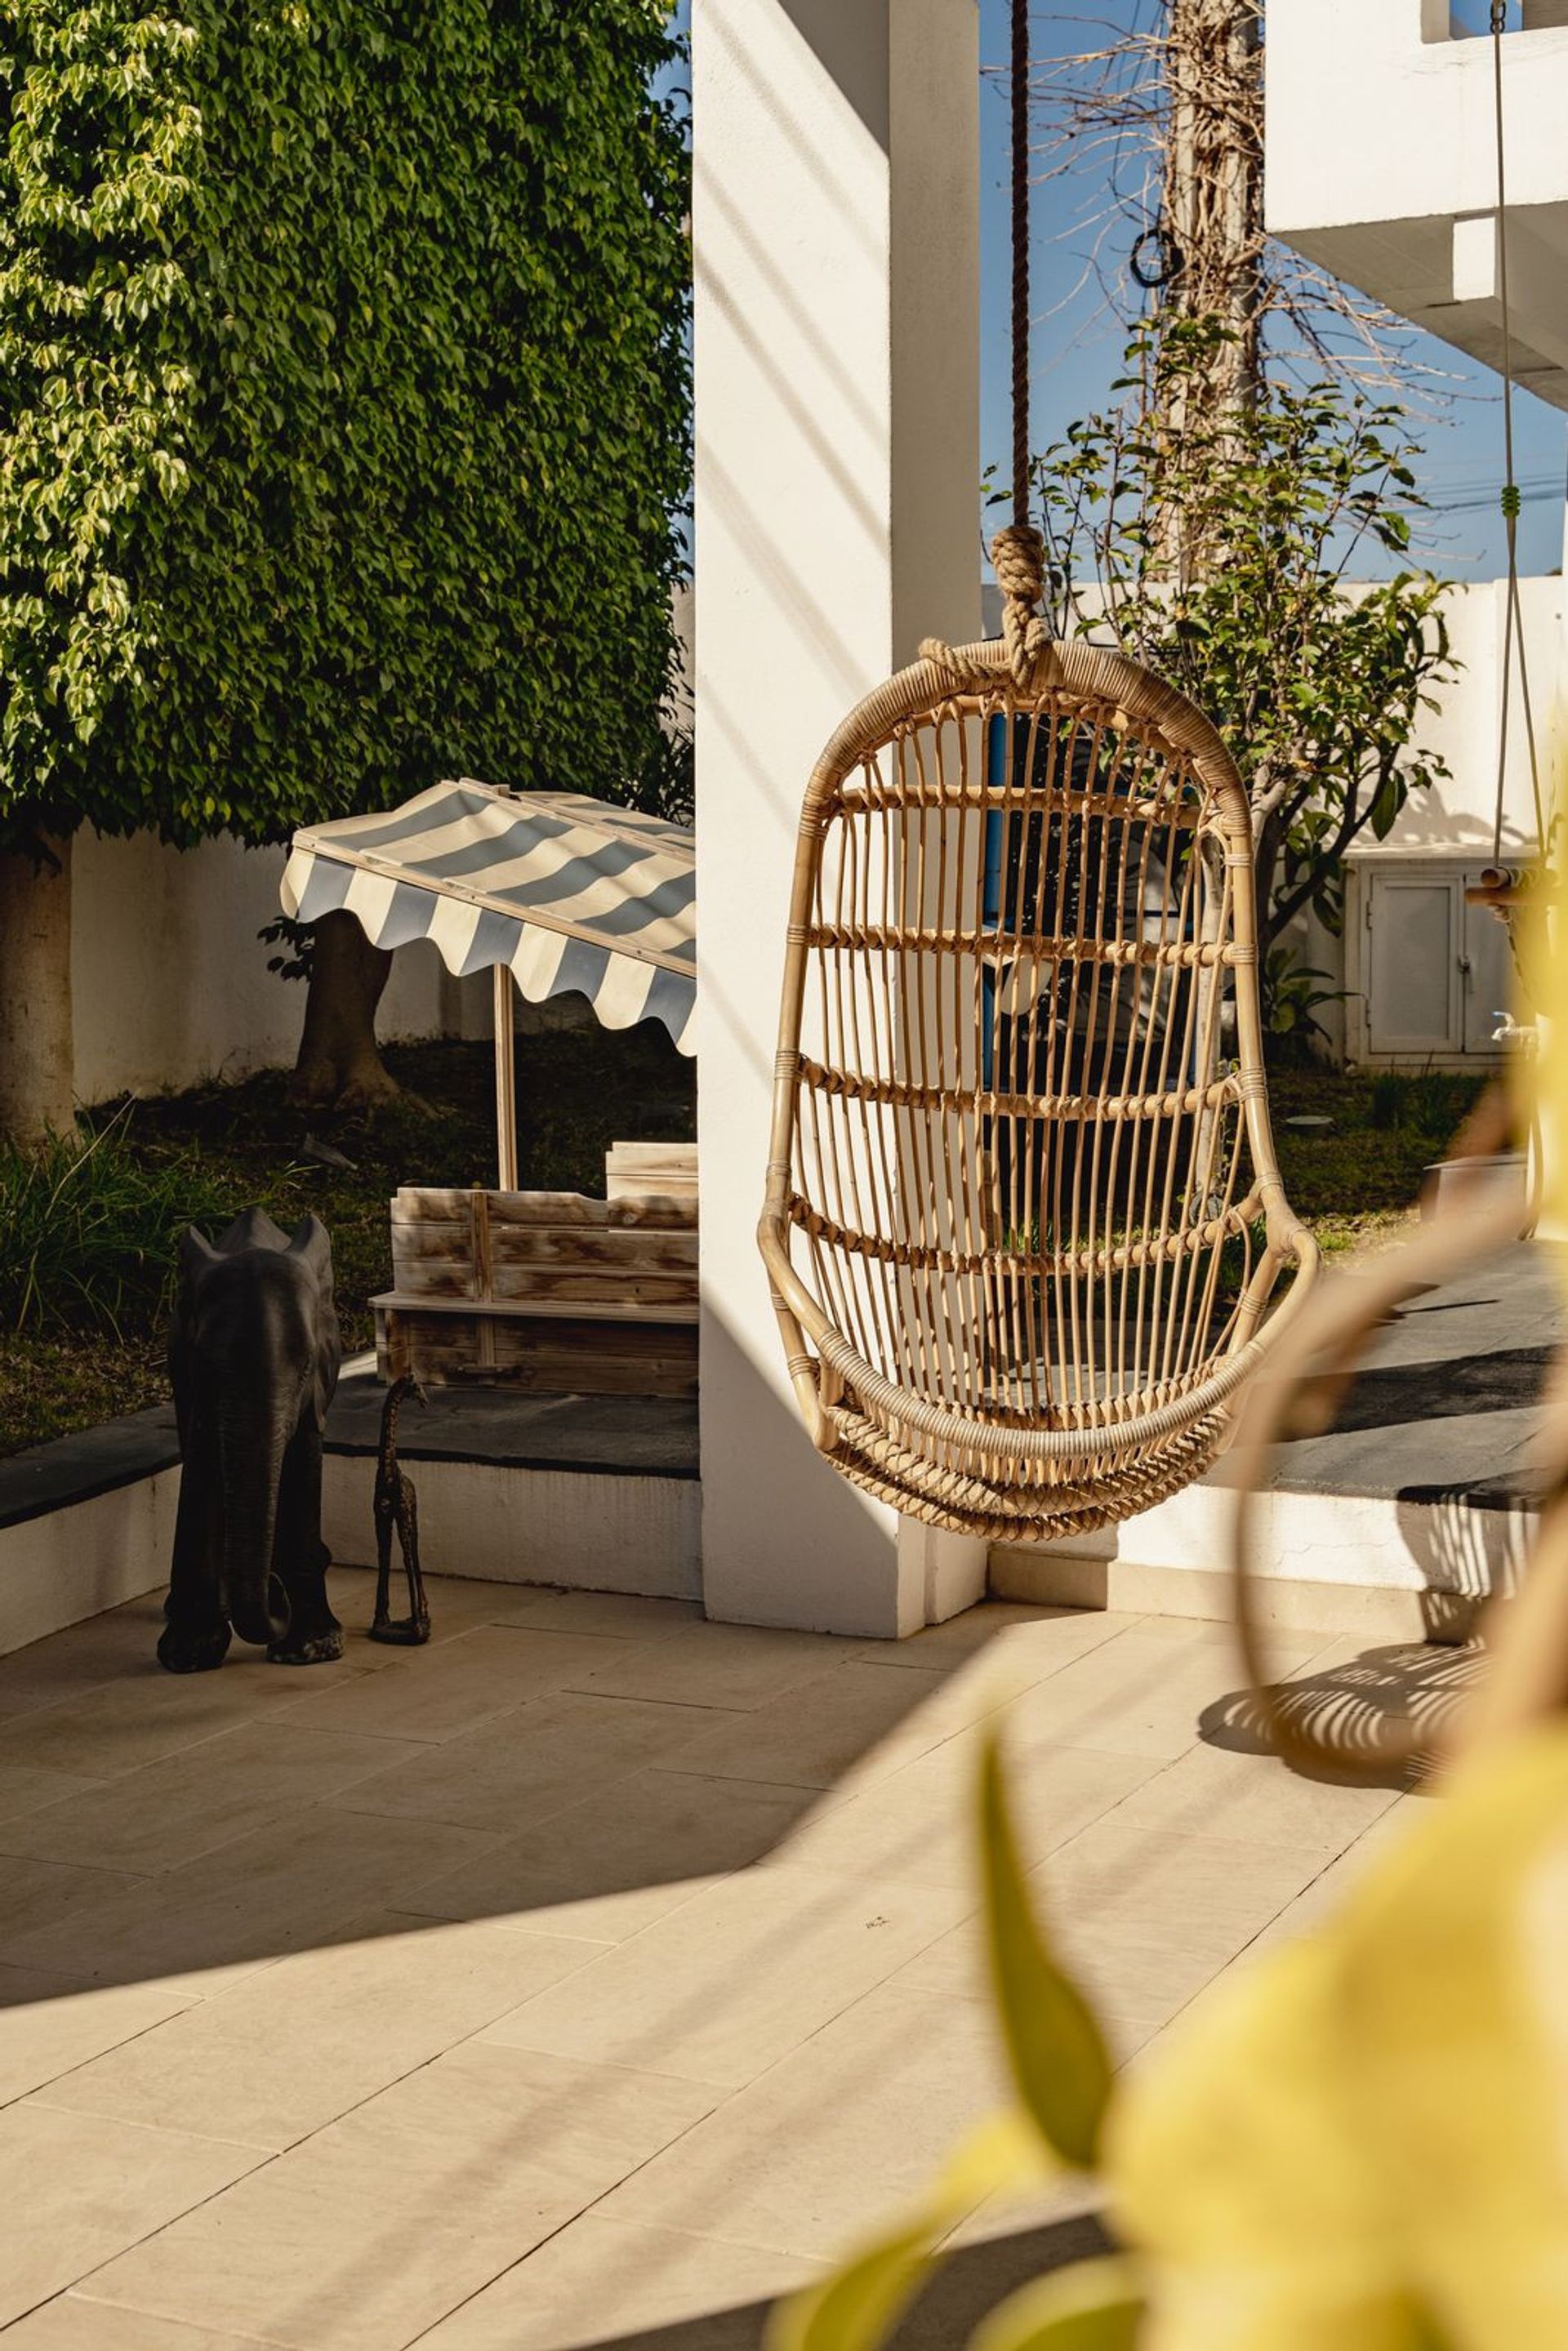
[0,1111,235,1341]
[1365,1070,1478,1150]
[1263,951,1347,1066]
[1370,1071,1405,1130]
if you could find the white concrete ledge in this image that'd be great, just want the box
[0,1471,176,1659]
[0,1449,702,1665]
[321,1452,701,1601]
[991,1476,1533,1643]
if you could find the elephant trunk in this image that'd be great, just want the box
[218,1400,292,1647]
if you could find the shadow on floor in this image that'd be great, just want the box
[0,1570,987,2009]
[1200,1639,1486,1788]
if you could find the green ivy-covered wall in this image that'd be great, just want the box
[0,0,691,849]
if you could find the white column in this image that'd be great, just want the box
[693,0,982,1635]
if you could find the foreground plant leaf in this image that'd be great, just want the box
[980,1734,1113,2167]
[966,2256,1146,2351]
[767,2111,1050,2351]
[1109,1723,1568,2351]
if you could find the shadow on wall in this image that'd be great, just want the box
[1396,1482,1534,1639]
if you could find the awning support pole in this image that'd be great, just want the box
[493,966,519,1191]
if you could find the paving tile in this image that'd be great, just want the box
[851,1605,1141,1674]
[277,1626,657,1743]
[83,2042,718,2351]
[0,2103,260,2327]
[566,1621,856,1712]
[327,1567,526,1646]
[595,1984,1012,2255]
[482,1589,705,1637]
[1089,1739,1401,1859]
[38,1911,604,2151]
[897,1819,1323,2037]
[2,1807,499,1993]
[0,1597,167,1727]
[403,1767,815,1939]
[1000,1626,1329,1762]
[0,1763,102,1827]
[0,1968,193,2105]
[0,1858,149,1966]
[479,1860,969,2089]
[0,1723,425,1875]
[0,1661,318,1781]
[773,1733,1162,1892]
[670,1659,997,1793]
[326,1689,729,1835]
[1249,1800,1423,1952]
[0,2300,261,2349]
[418,2213,822,2351]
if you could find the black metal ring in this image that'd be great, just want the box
[1129,225,1182,291]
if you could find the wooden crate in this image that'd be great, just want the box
[372,1143,698,1395]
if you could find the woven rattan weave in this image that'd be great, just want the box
[759,635,1320,1543]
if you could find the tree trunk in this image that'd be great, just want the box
[287,910,401,1114]
[1151,0,1264,571]
[0,835,76,1147]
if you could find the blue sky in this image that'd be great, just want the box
[670,2,1567,580]
[976,0,1567,579]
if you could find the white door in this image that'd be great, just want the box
[1364,870,1462,1056]
[1460,873,1517,1056]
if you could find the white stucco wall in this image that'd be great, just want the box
[1267,0,1568,403]
[1364,574,1562,857]
[70,830,474,1104]
[693,0,984,1636]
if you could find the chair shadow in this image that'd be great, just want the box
[1200,1639,1488,1788]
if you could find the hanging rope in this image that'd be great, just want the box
[1490,1,1546,859]
[992,0,1050,688]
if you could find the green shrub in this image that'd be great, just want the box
[0,1113,235,1338]
[0,0,690,849]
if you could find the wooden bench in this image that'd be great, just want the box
[373,1143,697,1395]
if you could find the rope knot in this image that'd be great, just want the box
[989,523,1054,690]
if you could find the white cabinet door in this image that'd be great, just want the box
[1461,873,1517,1056]
[1365,870,1462,1055]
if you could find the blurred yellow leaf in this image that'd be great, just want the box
[766,2111,1053,2351]
[966,2256,1146,2351]
[980,1733,1112,2167]
[767,2214,936,2351]
[1108,1722,1568,2351]
[1107,1938,1407,2351]
[1334,1722,1568,2349]
[1517,857,1568,1252]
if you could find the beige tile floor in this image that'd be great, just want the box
[0,1572,1421,2349]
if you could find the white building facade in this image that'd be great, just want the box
[1267,0,1568,1065]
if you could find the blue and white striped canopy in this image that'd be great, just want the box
[282,782,696,1055]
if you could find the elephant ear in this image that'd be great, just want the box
[288,1216,335,1289]
[178,1227,220,1291]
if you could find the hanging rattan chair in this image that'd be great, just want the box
[758,633,1320,1544]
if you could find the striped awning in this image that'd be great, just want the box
[281,782,696,1054]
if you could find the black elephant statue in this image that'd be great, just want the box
[158,1209,345,1673]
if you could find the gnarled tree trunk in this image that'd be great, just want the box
[0,834,76,1147]
[287,909,401,1114]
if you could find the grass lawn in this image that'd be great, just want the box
[0,1021,696,1459]
[0,1042,1483,1459]
[1267,1064,1487,1258]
